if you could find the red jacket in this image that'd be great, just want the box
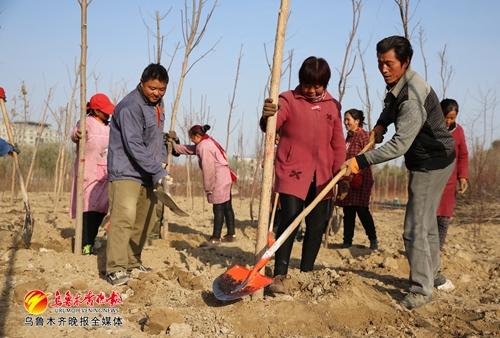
[261,89,345,200]
[336,128,374,207]
[437,123,468,217]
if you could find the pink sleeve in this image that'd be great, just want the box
[275,93,290,131]
[173,143,196,155]
[456,126,469,179]
[331,102,346,174]
[198,144,216,193]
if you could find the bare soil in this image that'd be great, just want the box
[0,193,498,337]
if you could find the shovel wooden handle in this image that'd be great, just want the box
[0,98,30,206]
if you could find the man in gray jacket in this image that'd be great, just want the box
[106,63,169,285]
[343,36,455,309]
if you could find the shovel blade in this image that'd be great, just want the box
[212,265,273,301]
[22,209,33,248]
[155,190,189,217]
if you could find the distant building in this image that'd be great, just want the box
[0,121,59,146]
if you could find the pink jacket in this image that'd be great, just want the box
[70,116,110,217]
[173,137,232,204]
[437,123,469,217]
[261,89,346,200]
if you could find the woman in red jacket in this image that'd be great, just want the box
[336,109,377,250]
[261,56,346,294]
[436,99,469,250]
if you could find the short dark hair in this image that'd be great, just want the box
[345,108,365,126]
[440,98,459,116]
[376,36,413,64]
[189,124,211,137]
[141,63,169,84]
[298,56,331,88]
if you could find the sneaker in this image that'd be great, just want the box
[106,270,129,286]
[401,292,432,310]
[82,244,92,255]
[341,242,352,249]
[435,273,455,292]
[267,275,288,295]
[369,240,378,250]
[127,264,152,273]
[222,234,236,242]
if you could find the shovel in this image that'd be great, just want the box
[0,88,34,248]
[154,178,189,217]
[213,139,375,301]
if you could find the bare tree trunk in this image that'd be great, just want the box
[255,0,290,300]
[167,0,218,168]
[74,0,90,254]
[394,0,410,39]
[225,44,243,151]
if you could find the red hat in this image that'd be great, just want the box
[88,93,115,115]
[0,87,5,100]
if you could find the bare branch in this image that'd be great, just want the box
[418,26,428,81]
[438,44,453,100]
[356,39,372,129]
[337,0,362,103]
[225,45,244,150]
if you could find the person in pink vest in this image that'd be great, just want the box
[436,98,469,250]
[169,124,236,244]
[70,93,114,255]
[260,56,346,294]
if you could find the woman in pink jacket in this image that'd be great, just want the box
[261,56,346,294]
[171,124,236,243]
[70,93,115,255]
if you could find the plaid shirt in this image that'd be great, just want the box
[336,128,374,207]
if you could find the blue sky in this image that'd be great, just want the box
[1,0,499,156]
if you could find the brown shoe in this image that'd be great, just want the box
[267,275,287,295]
[222,234,236,242]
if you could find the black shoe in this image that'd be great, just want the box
[401,292,432,310]
[341,242,352,249]
[127,264,152,273]
[370,240,378,250]
[106,270,129,286]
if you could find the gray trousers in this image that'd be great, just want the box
[404,162,454,296]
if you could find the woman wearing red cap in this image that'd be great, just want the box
[70,93,115,255]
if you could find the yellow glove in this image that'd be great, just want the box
[341,157,360,176]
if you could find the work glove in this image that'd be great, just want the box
[337,180,350,200]
[458,178,468,194]
[341,157,360,176]
[262,98,278,118]
[0,87,5,100]
[372,125,385,144]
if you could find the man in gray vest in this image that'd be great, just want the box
[343,36,455,309]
